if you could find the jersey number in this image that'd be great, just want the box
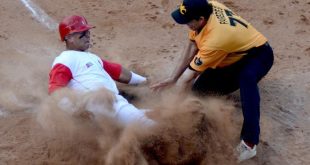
[224,9,248,28]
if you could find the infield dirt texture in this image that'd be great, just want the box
[0,0,309,164]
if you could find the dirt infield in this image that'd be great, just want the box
[0,0,309,164]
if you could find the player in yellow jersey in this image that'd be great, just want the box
[151,0,274,162]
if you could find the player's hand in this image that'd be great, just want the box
[150,77,176,92]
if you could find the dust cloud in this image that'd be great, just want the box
[35,86,239,165]
[0,48,49,114]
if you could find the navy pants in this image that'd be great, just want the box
[192,42,274,144]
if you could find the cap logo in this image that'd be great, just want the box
[180,3,187,15]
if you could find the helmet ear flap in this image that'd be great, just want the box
[59,22,71,41]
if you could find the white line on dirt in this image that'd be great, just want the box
[20,0,58,31]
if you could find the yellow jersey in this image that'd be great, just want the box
[189,1,267,72]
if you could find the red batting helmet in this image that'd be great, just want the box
[59,15,94,41]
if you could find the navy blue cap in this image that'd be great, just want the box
[171,0,209,24]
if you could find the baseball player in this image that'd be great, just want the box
[49,15,154,126]
[151,0,274,162]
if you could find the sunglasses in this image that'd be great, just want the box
[77,30,90,39]
[64,30,90,41]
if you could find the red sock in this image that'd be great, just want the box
[244,141,255,149]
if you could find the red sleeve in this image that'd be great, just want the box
[48,63,73,94]
[102,59,122,80]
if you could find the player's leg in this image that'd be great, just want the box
[114,95,155,126]
[239,43,273,145]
